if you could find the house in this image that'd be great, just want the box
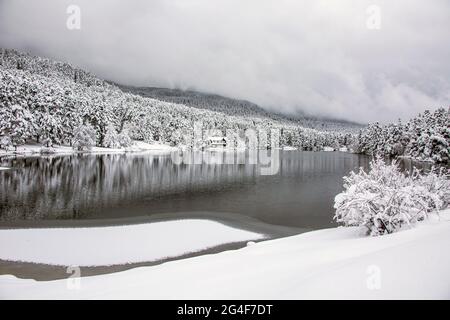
[206,136,227,148]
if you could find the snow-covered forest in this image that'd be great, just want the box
[1,49,448,164]
[354,108,450,164]
[0,49,357,151]
[119,85,362,132]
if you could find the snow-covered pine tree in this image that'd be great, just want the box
[103,124,120,148]
[9,104,36,150]
[0,135,12,150]
[0,48,4,66]
[38,113,63,146]
[72,124,96,151]
[103,124,133,148]
[117,129,132,148]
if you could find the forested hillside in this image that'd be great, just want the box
[119,85,361,132]
[355,108,450,164]
[0,49,356,151]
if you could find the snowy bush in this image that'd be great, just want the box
[72,124,96,151]
[334,158,449,236]
[413,167,450,211]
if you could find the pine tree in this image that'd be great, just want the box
[72,124,96,151]
[8,105,35,149]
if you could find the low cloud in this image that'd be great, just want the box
[1,0,449,123]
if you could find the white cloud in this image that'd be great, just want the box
[0,0,449,123]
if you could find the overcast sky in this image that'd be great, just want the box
[0,0,449,123]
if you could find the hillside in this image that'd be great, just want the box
[0,49,357,151]
[118,85,362,132]
[355,108,450,164]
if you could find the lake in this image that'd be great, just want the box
[0,150,370,236]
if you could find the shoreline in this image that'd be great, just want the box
[0,240,256,282]
[0,211,307,281]
[1,209,449,299]
[0,141,178,158]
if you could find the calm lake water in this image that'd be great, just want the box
[0,151,370,234]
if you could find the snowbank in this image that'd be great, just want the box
[0,141,177,156]
[4,144,74,155]
[1,210,449,299]
[128,141,178,152]
[323,146,335,152]
[0,220,264,266]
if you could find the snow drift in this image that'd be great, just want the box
[0,219,264,266]
[1,210,449,299]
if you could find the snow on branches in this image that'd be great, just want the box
[334,158,449,236]
[72,124,96,151]
[103,124,132,149]
[0,49,355,151]
[356,108,450,164]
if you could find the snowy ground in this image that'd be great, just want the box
[0,141,177,156]
[0,220,264,266]
[127,141,178,153]
[1,210,449,299]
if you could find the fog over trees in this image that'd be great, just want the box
[0,49,449,164]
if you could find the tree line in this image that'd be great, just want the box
[0,49,355,151]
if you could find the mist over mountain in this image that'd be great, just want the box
[117,84,363,131]
[1,48,359,152]
[1,0,449,123]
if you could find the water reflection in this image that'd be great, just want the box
[0,151,370,229]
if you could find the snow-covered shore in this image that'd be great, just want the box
[1,210,449,299]
[0,219,264,266]
[0,141,177,157]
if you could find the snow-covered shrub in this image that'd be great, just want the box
[72,124,96,151]
[413,167,450,211]
[334,158,449,236]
